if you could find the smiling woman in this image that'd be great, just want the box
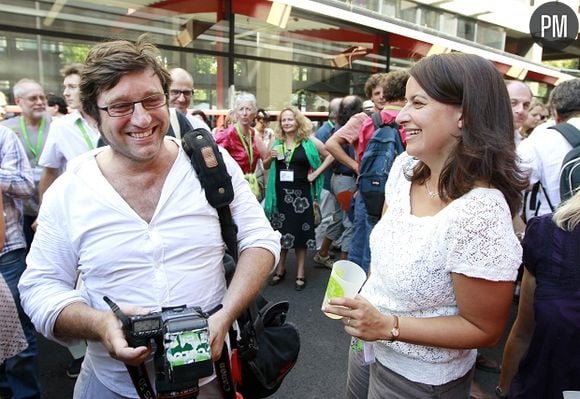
[323,53,529,399]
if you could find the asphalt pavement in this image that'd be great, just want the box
[34,250,512,398]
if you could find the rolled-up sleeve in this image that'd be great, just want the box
[19,182,87,345]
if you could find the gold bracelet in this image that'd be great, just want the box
[389,315,400,341]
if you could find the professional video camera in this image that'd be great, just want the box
[104,297,215,398]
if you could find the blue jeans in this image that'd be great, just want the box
[0,248,41,399]
[348,194,377,273]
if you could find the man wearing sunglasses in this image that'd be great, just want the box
[168,68,210,135]
[19,37,279,399]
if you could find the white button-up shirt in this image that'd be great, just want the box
[518,117,578,215]
[38,110,100,170]
[20,138,280,397]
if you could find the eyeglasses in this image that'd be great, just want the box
[23,95,46,102]
[169,89,193,98]
[98,93,167,117]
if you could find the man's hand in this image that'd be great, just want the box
[208,309,235,361]
[98,304,152,366]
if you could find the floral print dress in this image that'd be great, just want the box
[269,144,316,250]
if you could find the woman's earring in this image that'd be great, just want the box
[458,120,463,129]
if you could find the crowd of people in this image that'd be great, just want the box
[0,35,578,399]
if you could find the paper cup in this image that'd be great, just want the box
[275,145,285,160]
[321,260,367,319]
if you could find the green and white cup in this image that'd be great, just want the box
[275,144,285,160]
[321,260,367,319]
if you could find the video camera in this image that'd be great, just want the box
[104,297,216,398]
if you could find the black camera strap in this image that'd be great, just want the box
[126,364,156,399]
[182,128,239,399]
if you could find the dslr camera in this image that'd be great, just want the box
[104,297,215,398]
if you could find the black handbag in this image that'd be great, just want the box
[236,296,300,398]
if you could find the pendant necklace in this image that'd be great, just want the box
[425,180,439,199]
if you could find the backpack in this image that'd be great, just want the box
[181,128,300,399]
[549,122,580,202]
[358,112,404,219]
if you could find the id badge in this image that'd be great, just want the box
[280,170,294,182]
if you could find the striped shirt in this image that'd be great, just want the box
[0,125,34,256]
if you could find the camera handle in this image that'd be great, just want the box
[103,296,157,399]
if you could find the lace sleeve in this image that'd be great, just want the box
[445,191,522,281]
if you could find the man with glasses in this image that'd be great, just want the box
[19,37,279,399]
[37,64,101,210]
[1,79,51,250]
[168,67,210,135]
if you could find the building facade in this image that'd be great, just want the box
[0,0,578,112]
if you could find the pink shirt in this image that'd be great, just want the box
[336,107,404,165]
[335,112,369,162]
[215,125,260,174]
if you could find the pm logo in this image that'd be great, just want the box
[529,1,579,51]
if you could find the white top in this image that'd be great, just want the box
[517,117,578,215]
[20,138,280,397]
[361,153,521,386]
[38,110,100,170]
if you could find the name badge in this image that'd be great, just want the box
[280,170,294,182]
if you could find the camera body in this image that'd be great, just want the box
[126,305,214,397]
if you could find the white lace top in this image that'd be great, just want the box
[362,153,521,385]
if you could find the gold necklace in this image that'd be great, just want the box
[425,180,439,199]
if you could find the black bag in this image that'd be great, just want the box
[549,122,580,202]
[236,297,300,398]
[182,128,299,398]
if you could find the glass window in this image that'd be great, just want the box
[457,18,475,41]
[476,23,505,50]
[232,58,376,112]
[232,9,385,72]
[0,0,228,53]
[420,9,439,30]
[399,0,418,24]
[381,0,399,16]
[439,13,457,36]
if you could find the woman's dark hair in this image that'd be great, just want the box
[256,108,270,122]
[191,109,210,128]
[47,94,68,115]
[337,95,363,126]
[408,53,528,216]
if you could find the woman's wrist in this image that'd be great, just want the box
[386,315,400,341]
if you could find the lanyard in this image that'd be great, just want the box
[235,123,253,170]
[19,117,45,162]
[282,140,297,169]
[75,118,95,150]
